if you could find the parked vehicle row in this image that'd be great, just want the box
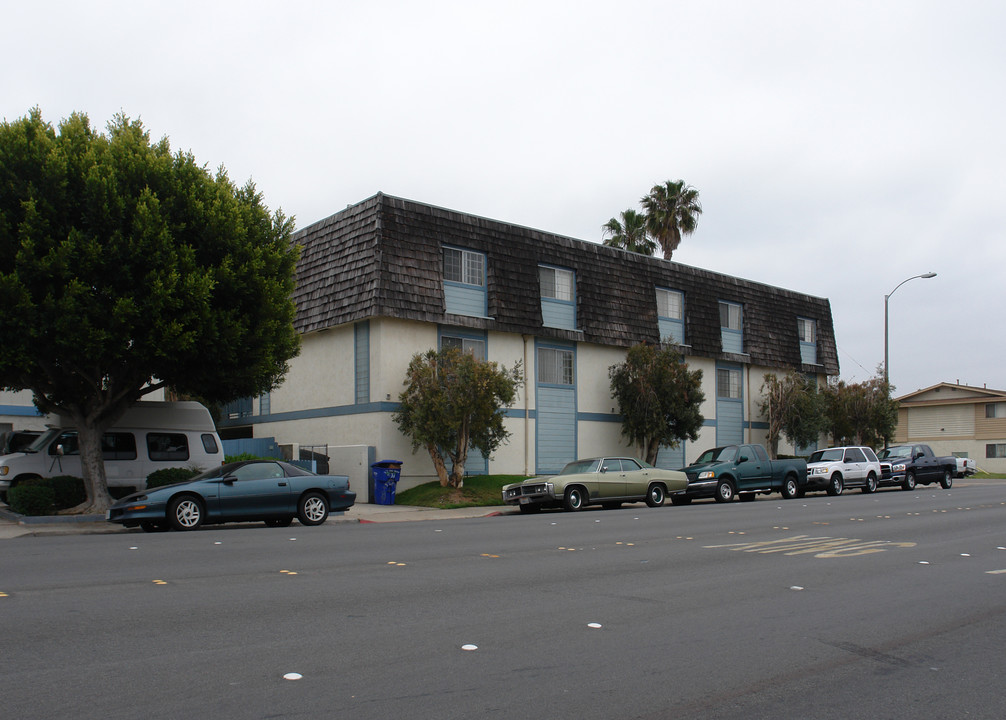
[503,442,962,513]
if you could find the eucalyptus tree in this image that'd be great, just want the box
[609,343,704,465]
[393,347,522,488]
[0,109,301,512]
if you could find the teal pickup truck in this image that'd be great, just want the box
[673,444,808,504]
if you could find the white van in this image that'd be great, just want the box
[0,401,223,500]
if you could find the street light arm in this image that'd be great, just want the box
[886,272,938,300]
[884,272,937,386]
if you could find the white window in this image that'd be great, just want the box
[719,301,742,331]
[656,288,683,320]
[441,335,486,359]
[444,247,484,287]
[798,317,816,344]
[539,266,574,302]
[986,402,1006,419]
[538,347,574,385]
[716,368,741,399]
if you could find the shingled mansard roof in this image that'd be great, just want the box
[291,193,839,376]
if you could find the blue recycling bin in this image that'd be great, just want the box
[371,460,403,505]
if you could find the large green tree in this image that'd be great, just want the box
[759,372,824,458]
[609,343,704,465]
[640,180,702,260]
[821,374,899,448]
[601,209,656,255]
[0,109,300,512]
[392,348,522,488]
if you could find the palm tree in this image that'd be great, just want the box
[640,180,702,260]
[601,209,656,255]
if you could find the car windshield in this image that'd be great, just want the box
[559,459,601,475]
[809,449,845,463]
[694,447,736,464]
[878,446,911,459]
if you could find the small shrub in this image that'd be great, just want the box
[146,467,201,490]
[224,452,276,463]
[9,481,56,516]
[50,475,87,509]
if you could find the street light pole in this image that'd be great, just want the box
[884,272,937,387]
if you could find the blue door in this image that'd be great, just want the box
[536,343,576,475]
[716,364,744,446]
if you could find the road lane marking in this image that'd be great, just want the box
[704,534,917,558]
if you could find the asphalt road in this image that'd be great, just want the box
[2,482,1005,720]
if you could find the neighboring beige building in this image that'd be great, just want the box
[894,382,1006,474]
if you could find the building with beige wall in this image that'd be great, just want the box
[217,194,840,492]
[894,382,1006,473]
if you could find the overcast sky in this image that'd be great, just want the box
[4,0,1003,397]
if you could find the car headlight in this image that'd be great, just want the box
[892,463,905,472]
[811,467,829,475]
[0,466,8,476]
[698,471,715,480]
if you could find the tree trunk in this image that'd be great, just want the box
[644,437,660,466]
[72,420,114,514]
[426,443,451,487]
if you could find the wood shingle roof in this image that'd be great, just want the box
[291,193,839,376]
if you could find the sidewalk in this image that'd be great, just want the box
[0,502,511,539]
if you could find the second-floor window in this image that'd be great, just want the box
[444,247,484,287]
[798,317,817,364]
[443,246,487,317]
[719,301,743,354]
[539,265,576,330]
[656,288,685,344]
[986,402,1006,419]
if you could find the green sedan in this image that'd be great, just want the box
[502,457,688,513]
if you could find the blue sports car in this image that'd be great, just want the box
[107,460,356,532]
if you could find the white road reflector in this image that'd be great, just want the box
[461,644,478,651]
[985,569,1006,575]
[587,623,603,629]
[283,673,303,680]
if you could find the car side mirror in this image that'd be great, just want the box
[738,455,748,463]
[600,466,609,473]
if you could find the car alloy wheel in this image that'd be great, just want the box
[168,496,203,531]
[715,480,735,503]
[298,492,329,526]
[940,470,953,489]
[780,476,800,499]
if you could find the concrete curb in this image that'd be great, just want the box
[0,503,513,538]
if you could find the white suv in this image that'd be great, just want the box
[805,446,882,496]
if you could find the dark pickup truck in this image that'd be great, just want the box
[673,444,808,504]
[877,443,956,490]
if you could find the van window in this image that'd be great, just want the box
[49,431,80,456]
[103,433,137,460]
[201,433,219,454]
[46,431,137,460]
[147,433,190,461]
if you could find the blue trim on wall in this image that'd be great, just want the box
[0,404,44,417]
[218,401,399,427]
